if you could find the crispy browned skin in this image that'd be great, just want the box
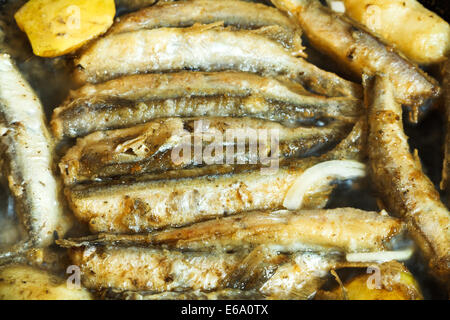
[103,288,265,300]
[110,0,305,55]
[74,24,362,99]
[64,118,365,233]
[109,253,347,300]
[366,75,450,283]
[52,72,361,140]
[59,117,351,185]
[441,59,450,192]
[59,208,403,253]
[68,246,245,292]
[66,159,324,233]
[272,0,440,120]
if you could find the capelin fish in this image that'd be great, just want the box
[61,208,403,254]
[0,264,94,300]
[0,54,72,247]
[67,245,246,292]
[63,240,342,295]
[109,0,305,55]
[74,24,362,99]
[59,117,351,186]
[272,0,440,120]
[103,254,416,300]
[66,159,328,233]
[366,75,450,284]
[315,260,423,300]
[64,120,366,233]
[102,288,266,300]
[101,252,340,300]
[52,72,362,140]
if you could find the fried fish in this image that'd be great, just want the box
[110,0,305,55]
[53,71,361,140]
[64,119,365,233]
[59,117,351,185]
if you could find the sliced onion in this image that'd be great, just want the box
[328,1,346,13]
[283,160,366,210]
[346,247,414,263]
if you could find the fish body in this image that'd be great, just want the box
[102,252,339,300]
[53,72,361,140]
[366,75,450,283]
[62,208,403,253]
[110,0,305,55]
[272,0,440,118]
[441,60,450,194]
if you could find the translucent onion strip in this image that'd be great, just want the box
[283,160,366,210]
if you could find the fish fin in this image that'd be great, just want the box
[224,246,288,290]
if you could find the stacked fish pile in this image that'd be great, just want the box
[1,0,448,299]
